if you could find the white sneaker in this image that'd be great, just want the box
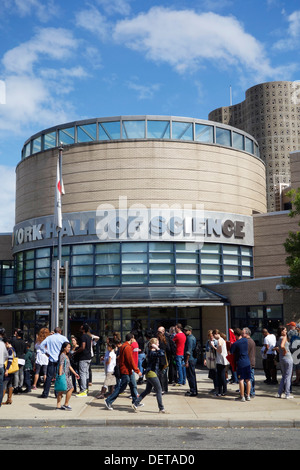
[284,395,294,399]
[105,399,114,410]
[275,393,282,398]
[235,396,245,402]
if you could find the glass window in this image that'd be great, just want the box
[149,275,174,284]
[223,255,239,265]
[95,253,120,264]
[32,137,41,154]
[36,258,50,268]
[122,243,147,253]
[71,277,93,287]
[59,127,75,145]
[147,121,170,139]
[172,121,193,140]
[200,253,220,264]
[176,264,198,275]
[195,124,214,143]
[149,265,174,275]
[223,245,239,255]
[149,253,174,263]
[122,253,147,264]
[266,306,282,319]
[122,264,147,275]
[99,121,120,140]
[36,248,50,258]
[122,275,147,285]
[96,243,120,253]
[176,275,199,285]
[176,253,199,264]
[201,265,221,275]
[71,266,94,276]
[95,265,120,275]
[232,132,244,150]
[23,142,31,158]
[44,132,56,150]
[216,127,231,146]
[77,123,97,142]
[72,245,94,255]
[122,120,145,139]
[201,244,220,254]
[96,276,120,286]
[248,307,264,319]
[245,137,254,154]
[72,254,93,265]
[149,242,173,252]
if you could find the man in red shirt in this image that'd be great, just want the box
[105,333,141,411]
[173,324,186,386]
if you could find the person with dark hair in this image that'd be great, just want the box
[230,328,251,402]
[2,338,18,405]
[74,324,92,398]
[11,329,27,394]
[39,327,69,399]
[274,326,294,399]
[105,333,142,411]
[56,342,80,410]
[172,323,186,387]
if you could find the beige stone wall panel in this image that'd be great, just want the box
[15,140,266,224]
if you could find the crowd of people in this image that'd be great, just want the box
[0,320,299,412]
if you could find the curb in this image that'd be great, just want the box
[0,418,299,428]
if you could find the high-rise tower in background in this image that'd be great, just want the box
[209,81,300,212]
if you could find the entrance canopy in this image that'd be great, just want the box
[0,286,227,310]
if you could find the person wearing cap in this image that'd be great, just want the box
[183,326,198,397]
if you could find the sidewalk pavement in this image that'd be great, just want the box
[1,369,299,428]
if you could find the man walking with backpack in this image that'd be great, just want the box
[184,326,198,397]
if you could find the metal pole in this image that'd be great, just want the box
[63,261,69,338]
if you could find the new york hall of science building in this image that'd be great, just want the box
[1,80,300,366]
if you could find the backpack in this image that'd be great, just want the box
[193,341,201,360]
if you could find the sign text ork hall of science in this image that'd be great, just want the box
[13,210,254,250]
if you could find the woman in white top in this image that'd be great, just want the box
[212,329,229,396]
[32,328,50,390]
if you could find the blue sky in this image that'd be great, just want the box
[0,0,300,231]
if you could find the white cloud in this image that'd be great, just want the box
[75,7,111,40]
[0,28,88,135]
[274,10,300,51]
[2,0,59,22]
[126,80,161,100]
[2,28,79,75]
[113,7,289,81]
[95,0,132,16]
[0,165,16,232]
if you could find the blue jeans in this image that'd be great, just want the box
[42,360,58,397]
[175,355,186,385]
[138,353,146,376]
[106,371,138,405]
[0,367,4,406]
[135,375,164,411]
[278,359,293,397]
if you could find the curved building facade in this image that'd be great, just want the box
[209,81,300,212]
[10,116,266,342]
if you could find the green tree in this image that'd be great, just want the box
[284,188,300,287]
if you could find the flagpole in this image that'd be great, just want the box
[51,144,64,331]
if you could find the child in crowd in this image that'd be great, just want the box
[97,342,117,399]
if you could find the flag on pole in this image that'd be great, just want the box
[54,155,65,230]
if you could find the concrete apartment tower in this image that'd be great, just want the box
[209,81,300,212]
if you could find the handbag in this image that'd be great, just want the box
[4,352,19,374]
[206,347,216,370]
[54,359,67,392]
